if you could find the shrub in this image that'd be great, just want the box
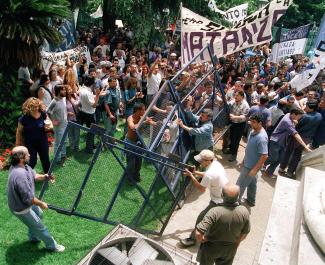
[0,73,24,149]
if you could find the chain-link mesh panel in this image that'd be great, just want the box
[75,146,126,219]
[40,122,187,234]
[40,126,95,211]
[137,81,178,150]
[134,176,177,232]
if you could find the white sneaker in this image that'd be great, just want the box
[54,244,65,252]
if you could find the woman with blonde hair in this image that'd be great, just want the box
[63,68,79,94]
[16,97,51,173]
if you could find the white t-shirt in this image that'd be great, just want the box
[147,72,162,95]
[79,85,96,114]
[200,160,229,204]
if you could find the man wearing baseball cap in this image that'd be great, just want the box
[179,149,229,247]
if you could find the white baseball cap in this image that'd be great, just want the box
[194,150,215,162]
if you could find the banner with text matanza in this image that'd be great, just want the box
[181,0,292,65]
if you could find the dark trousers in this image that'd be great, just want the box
[26,139,50,173]
[190,201,217,240]
[124,138,142,181]
[229,122,246,157]
[280,136,310,174]
[265,141,285,175]
[78,111,95,152]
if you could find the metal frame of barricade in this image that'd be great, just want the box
[39,122,191,235]
[38,45,229,235]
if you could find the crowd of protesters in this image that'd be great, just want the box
[9,23,325,263]
[16,25,325,185]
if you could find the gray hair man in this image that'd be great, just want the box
[7,146,65,252]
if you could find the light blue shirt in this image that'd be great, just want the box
[186,110,214,152]
[244,129,268,169]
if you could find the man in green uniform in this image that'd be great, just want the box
[195,184,250,265]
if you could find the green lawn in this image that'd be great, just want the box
[0,123,175,265]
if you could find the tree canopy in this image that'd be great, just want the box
[0,0,70,70]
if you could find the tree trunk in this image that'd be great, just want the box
[102,0,116,33]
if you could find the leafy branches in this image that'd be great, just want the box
[0,0,70,69]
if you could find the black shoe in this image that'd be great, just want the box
[228,155,237,162]
[179,238,196,247]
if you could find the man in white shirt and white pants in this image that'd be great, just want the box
[179,149,229,247]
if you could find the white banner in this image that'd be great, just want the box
[270,24,311,63]
[41,46,91,74]
[290,19,325,92]
[90,5,103,18]
[181,0,292,65]
[224,3,248,23]
[208,1,248,23]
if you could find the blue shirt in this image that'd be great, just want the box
[18,112,48,144]
[313,109,325,146]
[247,105,271,129]
[7,165,36,212]
[270,113,297,147]
[185,110,214,151]
[244,129,268,169]
[296,111,322,139]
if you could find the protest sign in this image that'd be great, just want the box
[208,1,248,24]
[41,46,91,74]
[181,0,292,65]
[270,24,311,63]
[290,14,325,92]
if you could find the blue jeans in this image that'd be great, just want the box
[13,205,57,250]
[265,141,285,175]
[68,122,80,150]
[236,167,257,205]
[54,125,67,159]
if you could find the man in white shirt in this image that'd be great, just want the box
[146,60,162,106]
[179,149,229,247]
[79,75,101,153]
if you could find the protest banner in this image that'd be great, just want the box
[181,0,292,65]
[90,5,103,18]
[290,13,325,92]
[270,24,311,63]
[41,46,91,74]
[56,19,76,52]
[208,1,248,24]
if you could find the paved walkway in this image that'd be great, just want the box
[154,141,276,265]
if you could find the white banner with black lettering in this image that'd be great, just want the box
[181,0,292,65]
[208,1,248,24]
[290,14,325,92]
[41,46,91,74]
[270,24,311,63]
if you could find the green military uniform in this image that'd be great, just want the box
[196,204,250,265]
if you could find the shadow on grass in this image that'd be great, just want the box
[5,242,48,265]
